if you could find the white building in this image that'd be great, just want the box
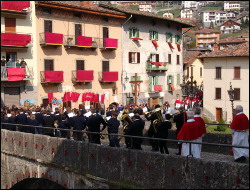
[220,19,241,34]
[201,10,230,28]
[200,42,249,122]
[163,12,174,19]
[224,1,241,11]
[139,4,152,12]
[1,1,38,106]
[181,8,194,19]
[182,1,199,9]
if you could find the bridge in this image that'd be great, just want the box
[1,125,249,189]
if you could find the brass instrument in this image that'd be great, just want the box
[118,109,133,131]
[145,107,164,133]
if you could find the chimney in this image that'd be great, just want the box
[213,43,219,51]
[80,1,93,6]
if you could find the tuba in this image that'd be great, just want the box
[118,109,133,131]
[152,107,164,133]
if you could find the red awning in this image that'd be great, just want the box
[150,62,167,66]
[152,40,158,47]
[76,70,94,81]
[170,84,175,91]
[7,68,25,81]
[154,85,162,92]
[177,44,181,52]
[44,71,63,82]
[1,1,30,11]
[45,32,63,45]
[1,33,31,47]
[131,37,143,40]
[104,38,118,48]
[77,36,92,47]
[167,42,174,49]
[103,72,118,81]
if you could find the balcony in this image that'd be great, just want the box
[72,70,94,83]
[1,1,31,18]
[40,71,64,84]
[40,32,63,46]
[148,85,163,93]
[146,62,168,72]
[1,32,32,49]
[98,71,118,82]
[98,38,118,50]
[64,35,98,49]
[1,66,33,81]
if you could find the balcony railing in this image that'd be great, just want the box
[146,62,168,72]
[63,35,98,48]
[72,70,94,83]
[97,38,118,49]
[1,1,31,15]
[148,85,163,93]
[1,66,33,81]
[98,71,118,82]
[40,71,64,83]
[40,32,63,46]
[1,31,32,48]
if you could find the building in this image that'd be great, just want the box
[201,10,230,28]
[35,1,126,109]
[220,19,241,34]
[216,36,247,50]
[181,8,194,19]
[139,4,152,12]
[183,50,203,87]
[163,12,174,19]
[182,1,199,9]
[1,1,38,107]
[99,4,192,107]
[199,42,249,122]
[195,29,220,49]
[235,33,249,41]
[224,1,241,11]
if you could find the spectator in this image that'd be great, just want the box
[6,58,14,68]
[230,105,249,163]
[1,56,6,78]
[107,111,120,147]
[16,59,21,68]
[20,58,27,68]
[1,56,6,66]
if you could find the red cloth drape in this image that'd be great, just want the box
[77,36,92,47]
[170,84,175,91]
[103,72,118,81]
[152,40,158,47]
[1,33,31,47]
[101,94,105,103]
[71,92,80,102]
[90,93,95,102]
[82,93,86,102]
[1,1,30,11]
[177,44,181,52]
[48,92,54,103]
[154,85,162,92]
[44,71,63,82]
[63,92,71,102]
[167,42,174,49]
[7,68,25,81]
[45,32,63,45]
[76,70,94,81]
[93,94,99,103]
[151,62,166,66]
[104,38,118,48]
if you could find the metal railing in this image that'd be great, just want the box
[40,71,63,83]
[1,123,248,159]
[1,66,33,80]
[63,35,98,48]
[146,62,168,71]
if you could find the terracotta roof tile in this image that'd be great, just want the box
[219,36,247,44]
[235,33,249,38]
[199,42,249,58]
[195,29,220,34]
[221,19,240,26]
[183,50,201,64]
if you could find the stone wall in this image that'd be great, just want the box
[1,129,249,189]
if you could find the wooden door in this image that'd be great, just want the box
[5,18,16,33]
[216,108,222,122]
[75,24,82,44]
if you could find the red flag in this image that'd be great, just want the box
[177,44,181,52]
[90,93,95,102]
[101,94,105,103]
[63,92,71,102]
[93,94,99,103]
[72,93,80,102]
[48,92,53,103]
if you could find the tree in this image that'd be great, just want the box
[189,41,196,48]
[245,18,249,27]
[209,21,215,29]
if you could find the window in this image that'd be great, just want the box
[177,55,180,65]
[149,31,158,41]
[102,61,109,72]
[5,18,16,33]
[168,54,171,64]
[234,88,240,100]
[150,54,159,62]
[44,60,54,71]
[200,67,202,77]
[215,88,221,99]
[175,35,182,44]
[129,28,139,38]
[234,67,240,79]
[166,33,173,42]
[129,52,140,64]
[76,60,84,70]
[187,66,189,78]
[44,20,52,33]
[167,75,174,91]
[215,67,221,79]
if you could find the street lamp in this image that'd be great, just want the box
[227,82,235,119]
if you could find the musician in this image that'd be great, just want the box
[54,109,62,137]
[156,114,172,154]
[58,115,70,138]
[107,111,120,147]
[42,111,55,137]
[72,110,86,141]
[173,106,187,155]
[122,108,133,148]
[35,108,44,134]
[145,104,161,151]
[87,108,107,144]
[15,109,28,133]
[127,114,145,150]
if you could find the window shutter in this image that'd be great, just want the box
[156,32,158,41]
[156,54,159,62]
[172,75,174,85]
[177,55,180,65]
[169,33,173,43]
[136,29,139,38]
[166,33,169,42]
[149,76,152,86]
[187,67,189,78]
[168,54,171,64]
[200,67,202,77]
[149,31,152,40]
[129,52,132,63]
[137,52,140,63]
[177,74,180,85]
[234,67,240,79]
[129,28,132,38]
[156,76,159,85]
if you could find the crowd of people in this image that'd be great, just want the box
[1,102,248,162]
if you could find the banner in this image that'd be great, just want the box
[7,68,25,81]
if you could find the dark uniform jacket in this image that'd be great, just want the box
[42,115,55,135]
[35,113,44,125]
[72,116,86,131]
[173,112,187,133]
[156,120,172,138]
[28,119,39,134]
[128,119,145,137]
[15,113,28,132]
[87,114,107,132]
[107,117,120,134]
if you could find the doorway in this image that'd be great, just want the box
[216,108,222,122]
